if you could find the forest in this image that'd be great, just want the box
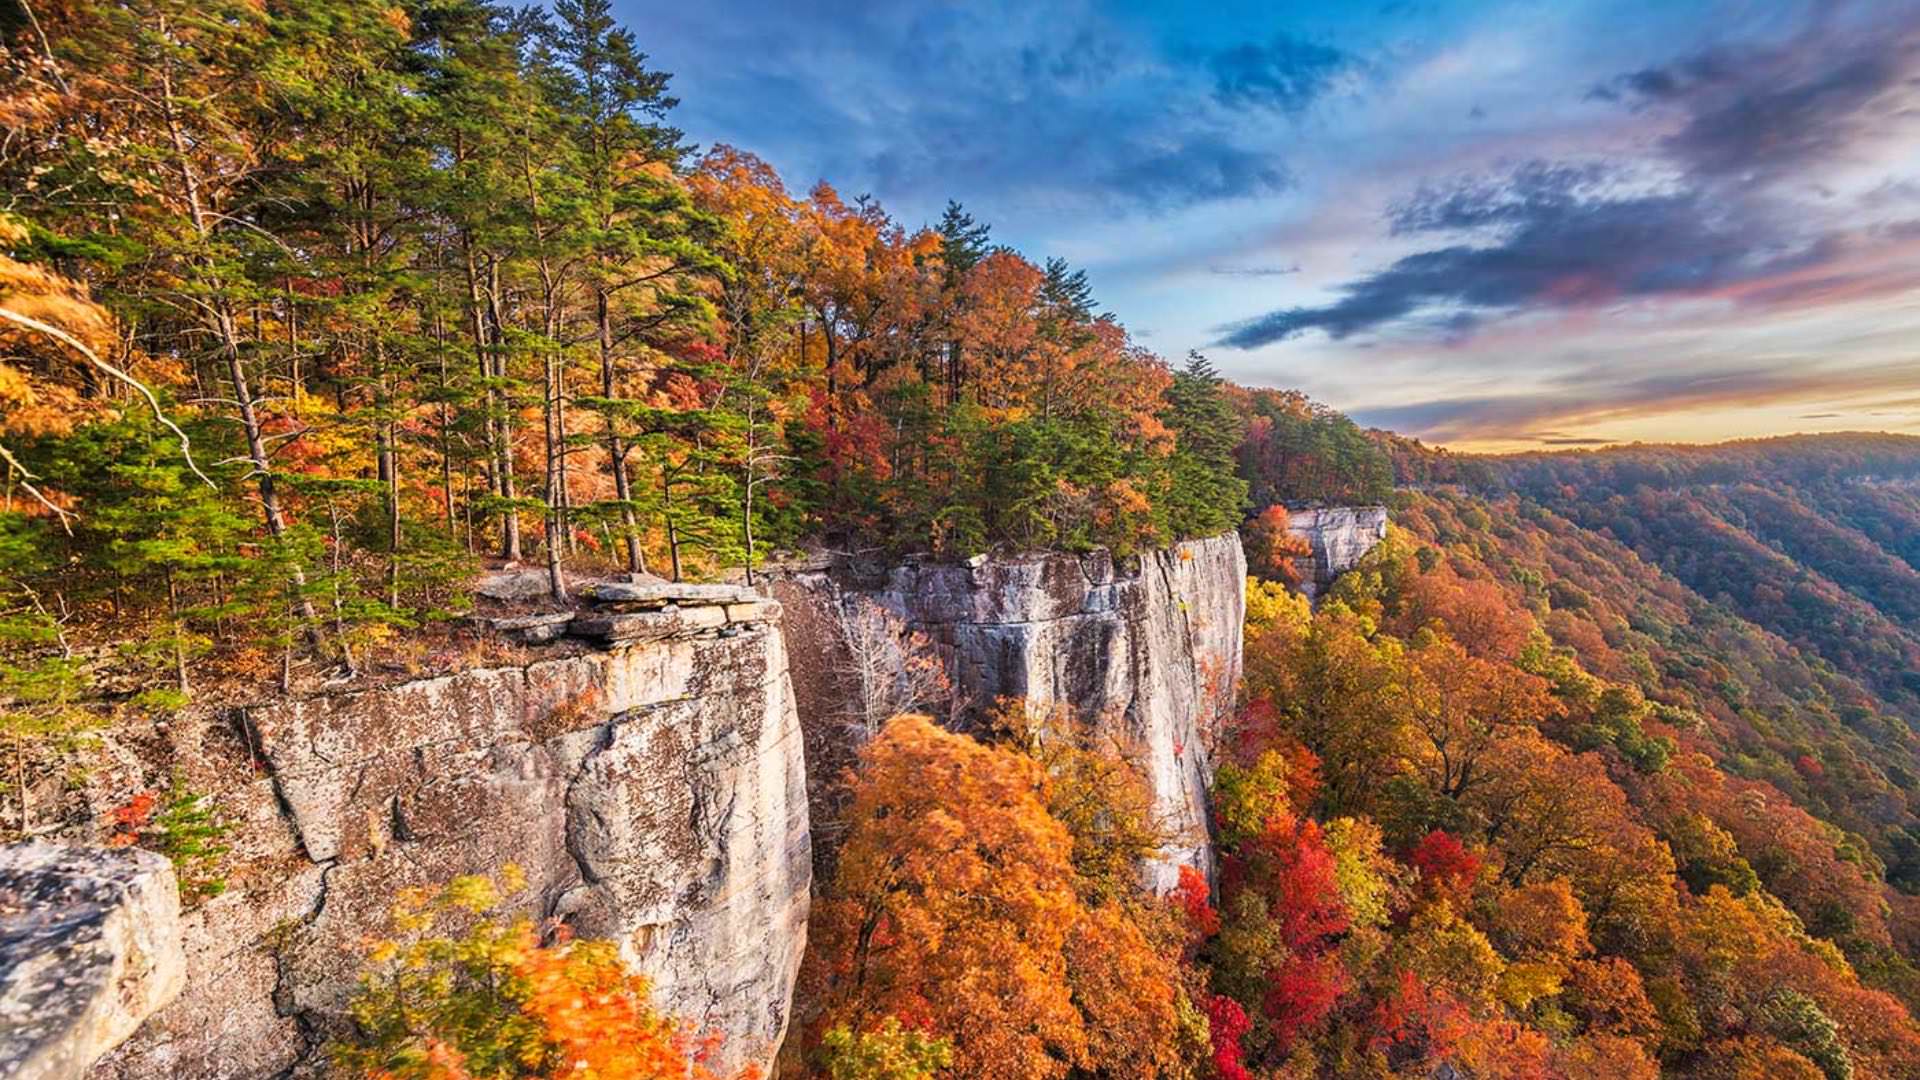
[0,0,1246,704]
[9,1,1920,1079]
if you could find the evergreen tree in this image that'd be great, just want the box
[1161,351,1249,537]
[935,200,992,281]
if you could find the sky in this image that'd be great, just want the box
[619,0,1920,451]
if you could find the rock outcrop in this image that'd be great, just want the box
[0,844,184,1080]
[68,535,1250,1076]
[1287,507,1389,600]
[774,533,1245,891]
[88,593,808,1080]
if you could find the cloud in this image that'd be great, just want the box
[1209,34,1356,114]
[1351,358,1920,444]
[643,3,1345,219]
[1102,136,1293,209]
[1209,263,1302,277]
[1218,6,1920,351]
[1214,161,1832,348]
[1591,18,1920,182]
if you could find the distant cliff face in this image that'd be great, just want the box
[89,597,809,1080]
[1287,507,1389,600]
[775,533,1246,892]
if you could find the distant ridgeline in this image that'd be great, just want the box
[1374,433,1920,897]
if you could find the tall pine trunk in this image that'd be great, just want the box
[598,288,646,575]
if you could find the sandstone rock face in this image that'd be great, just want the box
[88,600,808,1080]
[775,532,1245,892]
[0,844,185,1080]
[1287,507,1389,600]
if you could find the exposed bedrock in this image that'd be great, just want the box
[86,599,808,1080]
[1287,506,1389,601]
[773,532,1246,892]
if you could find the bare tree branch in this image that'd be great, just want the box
[0,305,215,488]
[0,441,74,534]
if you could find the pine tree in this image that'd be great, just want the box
[1161,351,1248,537]
[546,0,721,577]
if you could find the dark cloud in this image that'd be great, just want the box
[1102,136,1293,209]
[1220,7,1920,351]
[1216,161,1828,348]
[1592,18,1919,182]
[1209,34,1355,114]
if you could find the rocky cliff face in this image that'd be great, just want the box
[1,844,184,1080]
[1288,507,1389,600]
[87,596,809,1080]
[774,533,1245,892]
[64,536,1247,1076]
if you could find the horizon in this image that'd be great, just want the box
[627,0,1920,453]
[1388,425,1920,459]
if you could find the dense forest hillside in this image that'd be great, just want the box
[10,1,1920,1078]
[1201,429,1920,1077]
[1470,436,1920,714]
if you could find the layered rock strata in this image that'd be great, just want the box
[773,533,1246,892]
[88,591,808,1080]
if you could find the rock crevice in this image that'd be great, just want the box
[774,532,1246,892]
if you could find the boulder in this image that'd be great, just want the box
[0,844,185,1080]
[570,605,727,642]
[582,581,759,607]
[473,566,555,602]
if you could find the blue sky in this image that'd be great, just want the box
[620,0,1920,449]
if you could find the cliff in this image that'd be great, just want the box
[773,532,1246,891]
[47,535,1246,1076]
[86,592,809,1080]
[1287,507,1389,600]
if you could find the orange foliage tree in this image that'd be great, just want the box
[332,870,752,1080]
[802,714,1187,1080]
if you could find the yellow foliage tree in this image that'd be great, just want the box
[806,714,1188,1080]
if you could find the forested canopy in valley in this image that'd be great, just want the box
[9,2,1920,1078]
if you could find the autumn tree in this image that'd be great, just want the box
[333,869,748,1080]
[804,715,1187,1080]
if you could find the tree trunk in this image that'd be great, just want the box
[156,42,318,630]
[598,288,646,575]
[485,257,522,561]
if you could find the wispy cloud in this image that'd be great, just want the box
[1353,358,1920,444]
[1218,5,1920,356]
[1209,263,1303,277]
